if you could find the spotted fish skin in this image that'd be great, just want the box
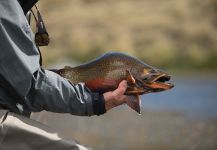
[53,52,174,113]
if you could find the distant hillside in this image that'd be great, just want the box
[37,0,217,70]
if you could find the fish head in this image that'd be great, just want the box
[126,62,174,95]
[141,68,174,93]
[125,63,174,114]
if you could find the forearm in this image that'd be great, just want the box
[26,68,106,116]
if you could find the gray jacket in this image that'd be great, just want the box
[0,0,105,117]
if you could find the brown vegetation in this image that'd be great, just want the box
[37,0,217,70]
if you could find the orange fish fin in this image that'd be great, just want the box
[126,70,136,84]
[126,94,141,114]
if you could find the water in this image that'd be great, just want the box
[31,75,217,150]
[141,75,217,119]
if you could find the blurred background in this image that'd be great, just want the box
[32,0,217,149]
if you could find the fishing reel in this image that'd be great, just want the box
[26,5,50,47]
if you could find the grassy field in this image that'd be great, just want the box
[36,0,217,70]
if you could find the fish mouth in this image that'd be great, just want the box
[145,74,174,92]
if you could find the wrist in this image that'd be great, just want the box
[103,92,115,111]
[92,93,106,116]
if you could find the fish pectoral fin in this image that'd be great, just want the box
[126,94,141,114]
[126,70,136,84]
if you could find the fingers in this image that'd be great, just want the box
[103,80,128,111]
[112,80,127,98]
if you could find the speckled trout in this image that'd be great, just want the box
[52,52,174,114]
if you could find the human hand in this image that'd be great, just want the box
[103,80,131,111]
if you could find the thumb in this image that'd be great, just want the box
[112,80,128,97]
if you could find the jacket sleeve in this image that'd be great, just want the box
[26,68,106,116]
[0,0,105,116]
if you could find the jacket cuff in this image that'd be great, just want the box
[92,93,106,116]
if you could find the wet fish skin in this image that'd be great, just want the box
[52,52,174,114]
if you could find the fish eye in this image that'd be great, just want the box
[142,77,148,81]
[149,69,157,74]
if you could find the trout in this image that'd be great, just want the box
[52,52,174,114]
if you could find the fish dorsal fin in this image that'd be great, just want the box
[126,70,136,84]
